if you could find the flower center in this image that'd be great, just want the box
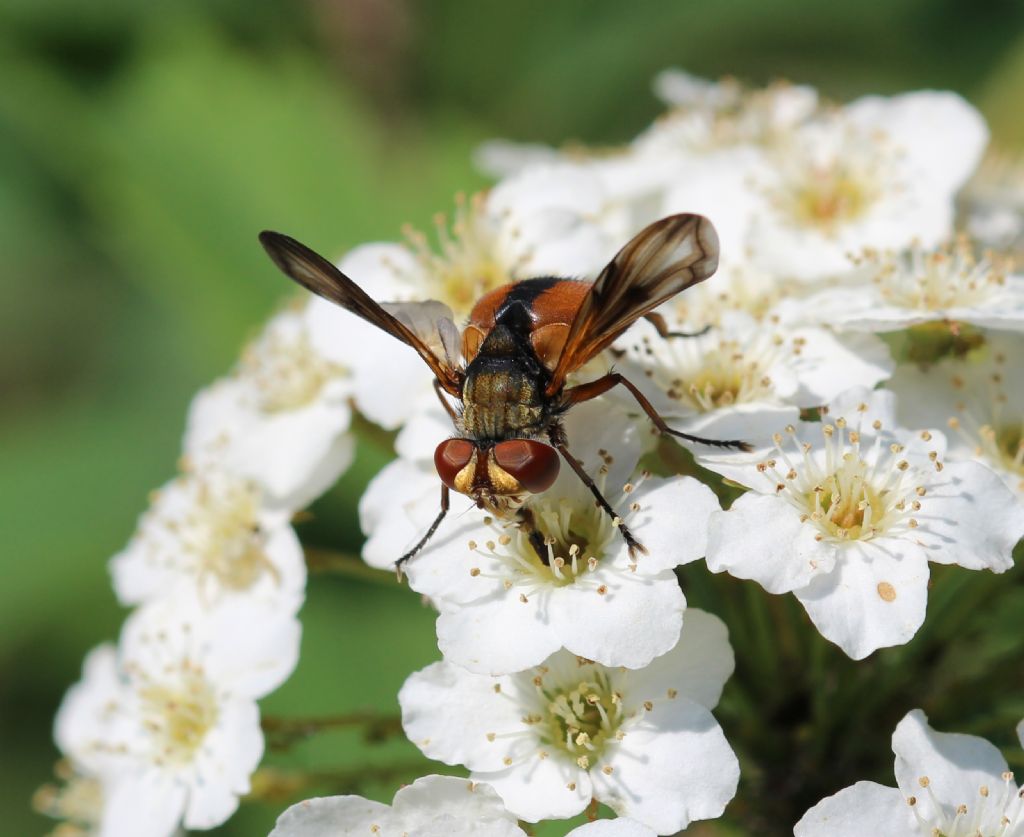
[872,239,1009,312]
[466,469,640,598]
[766,123,894,233]
[401,192,522,315]
[537,670,623,769]
[182,477,279,596]
[627,330,783,414]
[138,667,219,766]
[810,456,885,540]
[240,315,346,413]
[760,413,939,543]
[789,168,875,228]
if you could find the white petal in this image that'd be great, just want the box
[788,329,894,405]
[182,775,242,830]
[101,771,188,837]
[185,699,264,826]
[627,477,721,571]
[566,819,656,837]
[547,570,685,669]
[392,775,519,825]
[395,400,455,463]
[914,460,1024,572]
[436,594,563,675]
[706,493,836,594]
[308,296,436,430]
[593,699,738,833]
[399,662,523,772]
[476,756,592,823]
[846,91,988,192]
[794,541,930,659]
[625,608,734,711]
[55,644,123,765]
[793,781,912,837]
[892,709,1013,823]
[269,795,393,837]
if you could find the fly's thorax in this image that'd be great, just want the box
[460,322,553,440]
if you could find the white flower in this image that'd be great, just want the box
[795,239,1024,333]
[306,170,621,430]
[643,70,819,154]
[887,333,1024,501]
[616,312,893,447]
[109,469,306,614]
[403,398,715,673]
[399,609,739,834]
[702,387,1024,659]
[360,397,718,673]
[407,465,718,674]
[54,600,300,837]
[959,149,1024,256]
[269,774,658,837]
[667,91,988,280]
[795,709,1024,837]
[269,775,523,837]
[184,304,354,511]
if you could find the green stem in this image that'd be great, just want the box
[304,547,398,586]
[249,762,444,803]
[262,712,404,749]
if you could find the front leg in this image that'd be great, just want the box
[395,484,450,577]
[546,423,648,558]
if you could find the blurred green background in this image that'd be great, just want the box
[3,1,1023,834]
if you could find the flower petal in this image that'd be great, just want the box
[622,608,734,711]
[913,460,1024,572]
[706,493,836,594]
[794,541,930,659]
[794,781,912,837]
[399,662,523,772]
[547,570,685,669]
[593,698,738,834]
[476,756,592,823]
[269,796,394,837]
[892,708,1013,823]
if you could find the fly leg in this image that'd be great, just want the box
[395,484,449,577]
[547,423,648,558]
[561,373,751,451]
[515,506,551,564]
[433,378,460,423]
[644,312,711,339]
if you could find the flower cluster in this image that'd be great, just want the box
[45,301,357,835]
[46,68,1024,836]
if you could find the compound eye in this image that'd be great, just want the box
[492,439,560,494]
[435,439,476,491]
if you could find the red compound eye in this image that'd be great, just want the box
[492,439,560,494]
[434,439,476,491]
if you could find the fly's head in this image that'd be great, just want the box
[434,438,561,513]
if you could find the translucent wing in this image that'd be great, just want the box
[259,231,463,393]
[545,214,719,396]
[381,300,462,369]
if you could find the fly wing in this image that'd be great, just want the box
[381,300,462,369]
[545,214,719,395]
[259,231,463,393]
